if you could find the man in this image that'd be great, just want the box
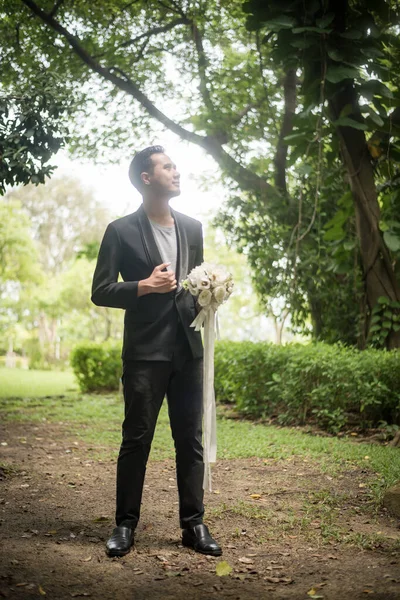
[91,145,222,558]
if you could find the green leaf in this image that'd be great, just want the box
[332,117,368,131]
[293,26,331,34]
[324,230,345,242]
[343,240,356,251]
[326,66,359,83]
[339,104,353,118]
[364,107,384,127]
[393,324,400,332]
[327,48,344,62]
[383,232,400,252]
[341,29,363,39]
[382,321,392,328]
[283,131,310,143]
[290,38,316,49]
[316,13,335,28]
[369,324,381,333]
[263,16,297,29]
[216,561,233,577]
[379,221,389,232]
[378,296,389,305]
[359,80,394,100]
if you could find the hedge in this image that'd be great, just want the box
[70,340,400,432]
[215,341,400,431]
[70,341,121,393]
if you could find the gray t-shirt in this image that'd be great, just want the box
[149,219,177,276]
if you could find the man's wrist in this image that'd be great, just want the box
[137,279,150,297]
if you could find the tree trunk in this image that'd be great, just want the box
[329,84,400,348]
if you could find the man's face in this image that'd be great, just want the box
[144,153,181,198]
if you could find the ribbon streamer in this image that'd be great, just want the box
[190,307,217,492]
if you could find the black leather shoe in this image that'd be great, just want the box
[182,524,222,556]
[106,526,134,557]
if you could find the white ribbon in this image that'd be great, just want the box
[190,306,217,492]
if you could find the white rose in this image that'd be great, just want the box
[198,289,212,307]
[197,277,211,290]
[213,285,226,304]
[188,282,199,296]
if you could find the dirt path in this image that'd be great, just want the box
[1,420,399,600]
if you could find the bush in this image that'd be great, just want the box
[70,341,121,393]
[214,341,400,432]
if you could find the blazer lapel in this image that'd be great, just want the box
[137,204,163,269]
[171,208,188,291]
[137,204,189,291]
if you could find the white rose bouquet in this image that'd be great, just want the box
[182,262,234,331]
[182,263,234,491]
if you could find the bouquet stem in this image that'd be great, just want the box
[202,309,217,492]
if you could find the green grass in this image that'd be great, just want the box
[0,368,78,397]
[1,390,399,500]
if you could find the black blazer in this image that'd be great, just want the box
[91,204,204,361]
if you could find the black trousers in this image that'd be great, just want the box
[116,326,204,530]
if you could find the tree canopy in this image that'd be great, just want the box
[2,0,400,346]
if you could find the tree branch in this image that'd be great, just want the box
[189,20,215,115]
[49,0,65,18]
[117,18,188,50]
[368,106,400,160]
[20,0,274,198]
[274,68,297,195]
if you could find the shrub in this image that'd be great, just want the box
[215,341,400,432]
[70,341,121,393]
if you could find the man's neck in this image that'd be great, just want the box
[142,196,174,226]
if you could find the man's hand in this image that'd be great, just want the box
[138,262,177,296]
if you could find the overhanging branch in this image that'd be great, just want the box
[20,0,274,197]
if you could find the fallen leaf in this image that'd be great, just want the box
[38,585,46,596]
[239,557,254,564]
[307,588,324,598]
[92,516,109,522]
[82,556,92,562]
[156,555,169,563]
[363,591,374,594]
[216,561,233,577]
[250,494,261,499]
[165,571,181,577]
[71,593,91,598]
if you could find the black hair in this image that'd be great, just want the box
[128,145,165,190]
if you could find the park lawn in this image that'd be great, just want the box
[1,386,399,503]
[0,367,78,398]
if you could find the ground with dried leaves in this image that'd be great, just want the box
[1,416,399,600]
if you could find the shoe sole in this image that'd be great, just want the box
[182,540,222,557]
[106,547,132,557]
